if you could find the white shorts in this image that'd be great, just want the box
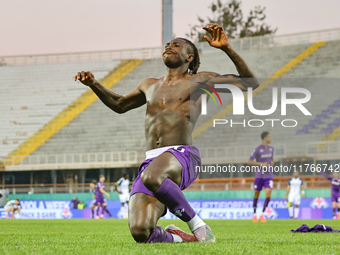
[4,204,20,210]
[119,192,130,203]
[288,194,301,205]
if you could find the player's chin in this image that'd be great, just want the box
[162,55,172,63]
[163,57,181,68]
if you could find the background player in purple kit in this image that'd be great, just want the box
[94,174,110,219]
[89,180,98,218]
[248,131,274,223]
[319,171,340,220]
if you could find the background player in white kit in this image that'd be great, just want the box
[115,174,131,208]
[285,171,305,219]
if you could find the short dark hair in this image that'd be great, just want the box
[91,180,97,185]
[176,37,200,74]
[261,131,269,140]
[16,198,20,202]
[99,174,105,178]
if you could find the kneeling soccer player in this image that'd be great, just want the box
[75,23,259,243]
[4,198,21,219]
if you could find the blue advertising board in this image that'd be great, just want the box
[0,197,334,219]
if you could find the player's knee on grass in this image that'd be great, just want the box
[129,223,151,243]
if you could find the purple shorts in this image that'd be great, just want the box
[331,192,340,203]
[254,178,274,191]
[94,197,106,206]
[131,145,201,198]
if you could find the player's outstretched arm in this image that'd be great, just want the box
[99,187,110,199]
[319,171,332,180]
[75,71,147,113]
[200,23,259,91]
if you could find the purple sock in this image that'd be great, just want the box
[338,207,340,213]
[91,209,94,218]
[103,206,112,217]
[146,226,174,243]
[253,198,258,214]
[154,178,196,222]
[333,207,336,216]
[262,198,270,213]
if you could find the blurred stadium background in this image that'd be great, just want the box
[1,18,340,219]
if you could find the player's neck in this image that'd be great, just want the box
[262,141,268,148]
[165,66,188,82]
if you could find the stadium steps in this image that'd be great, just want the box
[0,61,122,158]
[322,125,340,141]
[3,59,143,165]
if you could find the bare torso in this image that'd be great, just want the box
[141,74,203,150]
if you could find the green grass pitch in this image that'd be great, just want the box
[0,219,339,254]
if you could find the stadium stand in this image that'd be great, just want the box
[0,61,122,159]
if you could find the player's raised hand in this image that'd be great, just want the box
[203,24,229,49]
[74,71,96,86]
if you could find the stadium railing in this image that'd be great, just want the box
[3,141,340,171]
[3,151,138,171]
[2,176,333,194]
[200,144,286,164]
[307,141,340,160]
[1,27,339,66]
[1,144,285,171]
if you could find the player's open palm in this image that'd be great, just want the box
[203,24,229,49]
[74,71,96,87]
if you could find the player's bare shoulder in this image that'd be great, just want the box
[191,71,219,82]
[138,77,161,92]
